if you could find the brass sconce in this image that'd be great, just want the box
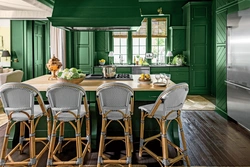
[11,51,19,62]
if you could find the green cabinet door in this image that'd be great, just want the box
[116,67,131,74]
[189,22,210,94]
[183,2,211,94]
[169,26,186,55]
[74,32,94,74]
[94,67,102,74]
[95,31,110,52]
[33,21,45,78]
[169,67,189,84]
[150,67,170,74]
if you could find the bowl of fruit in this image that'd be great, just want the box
[138,73,152,85]
[99,59,105,66]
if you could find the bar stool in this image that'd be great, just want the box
[46,82,91,167]
[138,83,190,167]
[0,82,51,167]
[96,82,134,167]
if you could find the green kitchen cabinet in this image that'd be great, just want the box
[150,67,170,74]
[116,67,131,74]
[135,91,162,101]
[94,66,102,74]
[169,67,189,84]
[150,66,189,85]
[183,2,211,94]
[216,0,249,14]
[95,31,111,52]
[169,26,186,55]
[74,32,94,74]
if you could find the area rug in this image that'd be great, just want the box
[182,95,215,111]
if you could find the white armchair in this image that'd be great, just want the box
[6,70,23,82]
[0,70,23,86]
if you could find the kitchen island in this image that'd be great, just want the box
[20,74,180,149]
[23,74,174,91]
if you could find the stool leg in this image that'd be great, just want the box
[47,119,57,167]
[29,119,36,167]
[85,112,91,153]
[177,111,190,167]
[0,121,11,166]
[161,119,169,167]
[57,122,64,153]
[76,119,83,167]
[97,117,107,167]
[128,117,133,153]
[46,108,52,144]
[125,118,132,167]
[139,110,145,157]
[19,122,25,153]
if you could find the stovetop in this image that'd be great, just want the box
[85,74,133,80]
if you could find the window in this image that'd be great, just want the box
[132,18,147,63]
[113,32,128,64]
[151,18,167,64]
[111,17,168,65]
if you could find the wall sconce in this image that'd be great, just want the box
[157,7,164,15]
[11,51,19,62]
[1,50,11,61]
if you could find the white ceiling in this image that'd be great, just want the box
[0,0,52,19]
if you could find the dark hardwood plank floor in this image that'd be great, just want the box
[1,110,250,166]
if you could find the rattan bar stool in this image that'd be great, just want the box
[0,82,51,167]
[46,82,91,167]
[96,82,134,167]
[138,83,190,167]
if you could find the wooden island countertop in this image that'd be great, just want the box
[23,74,174,92]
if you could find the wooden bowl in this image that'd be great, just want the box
[58,77,84,84]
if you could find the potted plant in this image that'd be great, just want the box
[171,54,187,66]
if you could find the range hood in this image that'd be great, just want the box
[48,0,143,31]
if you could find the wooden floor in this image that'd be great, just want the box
[1,110,250,166]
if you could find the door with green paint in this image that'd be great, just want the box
[33,21,45,77]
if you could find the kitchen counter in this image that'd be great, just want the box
[23,74,174,91]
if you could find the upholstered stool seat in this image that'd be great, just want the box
[0,82,51,167]
[96,82,134,167]
[138,83,191,167]
[46,82,91,167]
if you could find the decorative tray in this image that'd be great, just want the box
[153,82,166,87]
